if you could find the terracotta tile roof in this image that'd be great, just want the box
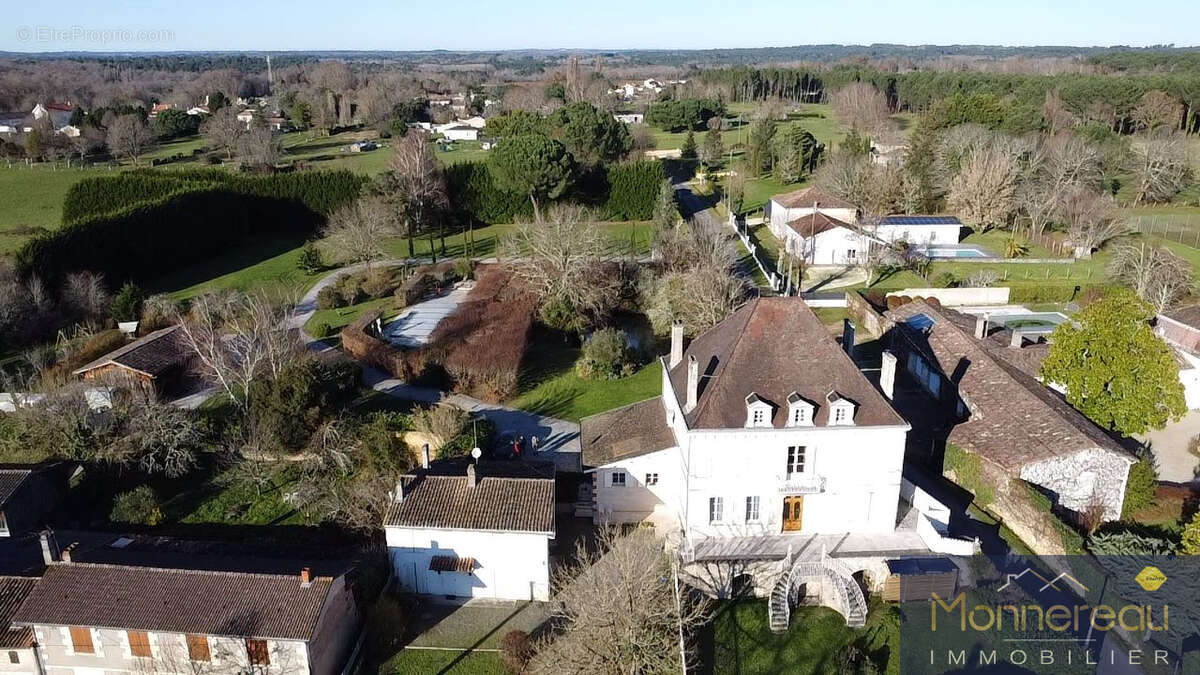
[772,186,855,210]
[429,556,475,573]
[12,563,335,641]
[0,470,32,508]
[385,464,555,534]
[580,397,676,467]
[0,577,36,649]
[667,297,906,430]
[73,325,191,378]
[887,301,1132,470]
[785,211,854,237]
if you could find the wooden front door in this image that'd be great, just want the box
[782,496,804,532]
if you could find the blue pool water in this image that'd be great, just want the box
[923,247,990,258]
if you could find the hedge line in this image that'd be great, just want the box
[21,169,366,285]
[445,160,666,224]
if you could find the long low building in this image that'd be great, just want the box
[12,559,361,675]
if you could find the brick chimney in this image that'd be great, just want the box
[466,463,478,488]
[879,350,898,400]
[1009,329,1024,349]
[669,321,685,369]
[973,315,988,340]
[421,443,431,469]
[685,355,699,412]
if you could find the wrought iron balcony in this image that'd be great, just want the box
[778,474,826,495]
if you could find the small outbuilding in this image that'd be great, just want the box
[385,459,555,601]
[72,325,194,399]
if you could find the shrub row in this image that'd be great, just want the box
[1007,283,1119,304]
[21,169,366,285]
[601,161,668,220]
[444,162,532,224]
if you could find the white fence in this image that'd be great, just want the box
[728,211,782,292]
[886,287,1010,306]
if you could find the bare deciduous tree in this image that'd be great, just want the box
[201,107,245,160]
[1108,242,1195,312]
[946,144,1019,231]
[321,196,393,264]
[1127,136,1193,205]
[502,204,622,322]
[1017,135,1103,237]
[1059,187,1128,257]
[529,528,709,675]
[829,82,893,137]
[1132,90,1182,132]
[61,271,110,329]
[235,124,280,167]
[388,131,448,258]
[173,291,302,411]
[106,113,154,165]
[99,400,205,477]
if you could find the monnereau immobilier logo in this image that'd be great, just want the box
[898,555,1200,674]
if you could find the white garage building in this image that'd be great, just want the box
[385,460,556,602]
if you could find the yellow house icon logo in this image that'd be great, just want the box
[1135,566,1167,591]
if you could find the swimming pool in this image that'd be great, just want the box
[922,247,991,258]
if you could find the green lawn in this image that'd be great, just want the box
[508,333,663,423]
[165,464,309,526]
[697,599,900,675]
[305,295,397,339]
[377,649,505,675]
[162,232,323,299]
[0,164,107,251]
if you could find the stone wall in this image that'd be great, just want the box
[886,287,1010,306]
[845,291,893,339]
[340,309,406,377]
[1019,448,1132,522]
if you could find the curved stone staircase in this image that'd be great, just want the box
[768,550,867,632]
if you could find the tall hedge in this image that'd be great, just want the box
[602,161,667,220]
[21,169,366,285]
[445,160,665,224]
[445,162,532,224]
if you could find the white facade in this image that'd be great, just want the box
[613,113,644,124]
[0,646,36,675]
[386,527,551,601]
[591,366,909,541]
[28,626,310,675]
[438,125,480,141]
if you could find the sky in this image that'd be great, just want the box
[4,0,1198,53]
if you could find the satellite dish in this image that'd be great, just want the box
[471,447,482,459]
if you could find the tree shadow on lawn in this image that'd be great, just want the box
[147,230,311,295]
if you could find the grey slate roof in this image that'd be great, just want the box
[12,563,335,641]
[667,297,906,430]
[580,397,676,467]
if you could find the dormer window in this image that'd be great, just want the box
[744,393,773,428]
[825,390,857,426]
[785,392,814,427]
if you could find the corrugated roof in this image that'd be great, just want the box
[0,470,31,508]
[73,325,190,378]
[385,465,555,534]
[667,298,906,430]
[12,563,335,641]
[0,577,36,649]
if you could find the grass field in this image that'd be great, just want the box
[508,330,663,423]
[377,649,505,674]
[0,164,107,252]
[696,599,900,675]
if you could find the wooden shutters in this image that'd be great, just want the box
[127,630,151,657]
[782,496,804,532]
[186,634,211,662]
[69,626,94,654]
[246,639,270,666]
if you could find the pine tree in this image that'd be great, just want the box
[701,127,724,168]
[680,130,697,160]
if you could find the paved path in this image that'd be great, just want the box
[294,262,582,472]
[383,284,473,347]
[1137,409,1200,483]
[674,182,765,292]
